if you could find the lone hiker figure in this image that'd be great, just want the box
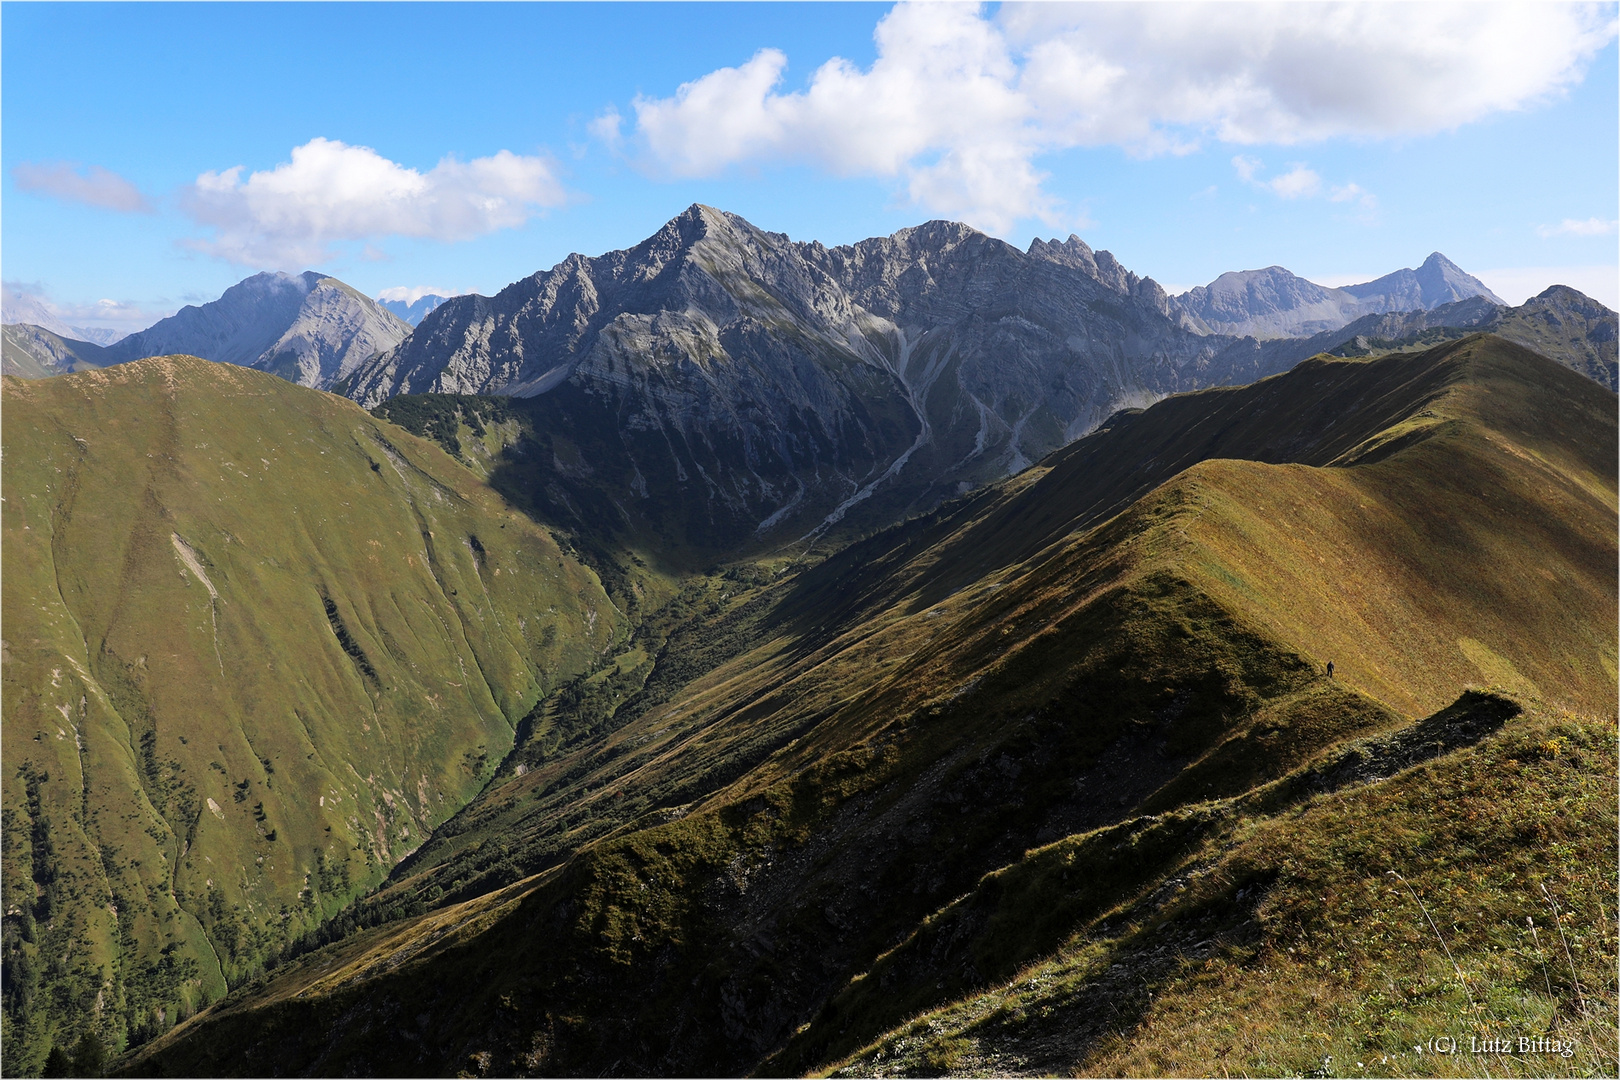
[1327,660,1335,678]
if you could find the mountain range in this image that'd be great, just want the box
[346,206,1305,553]
[341,206,1608,554]
[4,210,1609,418]
[2,208,1616,1076]
[104,334,1618,1078]
[1171,252,1506,339]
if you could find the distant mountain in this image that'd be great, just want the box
[1173,252,1504,339]
[1341,251,1505,310]
[344,205,1282,553]
[100,272,411,389]
[0,288,128,345]
[378,292,452,326]
[1,323,108,378]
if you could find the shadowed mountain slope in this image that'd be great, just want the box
[1,359,624,1071]
[810,691,1615,1078]
[121,336,1615,1077]
[346,206,1290,550]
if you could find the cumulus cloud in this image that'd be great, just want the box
[610,1,1616,233]
[1537,217,1619,237]
[13,162,152,213]
[1266,164,1322,200]
[1230,155,1263,184]
[181,137,567,266]
[1234,156,1365,206]
[588,107,625,150]
[376,285,464,304]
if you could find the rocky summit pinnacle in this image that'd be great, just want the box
[342,205,1288,545]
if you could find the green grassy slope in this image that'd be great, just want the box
[118,336,1616,1077]
[1,358,625,1070]
[817,693,1616,1079]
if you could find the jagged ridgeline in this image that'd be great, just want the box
[123,336,1616,1077]
[0,357,625,1071]
[346,206,1304,553]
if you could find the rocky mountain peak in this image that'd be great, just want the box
[1026,234,1164,304]
[341,206,1280,549]
[1414,251,1506,307]
[95,269,408,390]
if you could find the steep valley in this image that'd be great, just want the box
[115,336,1616,1077]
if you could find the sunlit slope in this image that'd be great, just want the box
[121,336,1616,1077]
[816,694,1616,1079]
[786,334,1616,719]
[1,357,623,1069]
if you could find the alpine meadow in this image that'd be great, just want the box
[3,4,1618,1078]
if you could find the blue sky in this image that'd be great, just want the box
[4,2,1617,336]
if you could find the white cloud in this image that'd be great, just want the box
[628,5,1044,232]
[181,137,567,267]
[1232,158,1375,213]
[588,107,624,150]
[13,161,152,213]
[377,285,464,304]
[1267,164,1321,200]
[1537,217,1620,237]
[611,1,1617,233]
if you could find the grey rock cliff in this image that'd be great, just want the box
[347,206,1280,547]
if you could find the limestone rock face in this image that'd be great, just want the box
[346,206,1282,543]
[101,272,411,389]
[1344,252,1506,312]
